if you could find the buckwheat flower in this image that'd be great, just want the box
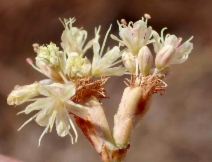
[152,29,193,68]
[7,83,40,106]
[60,18,94,56]
[111,16,152,55]
[17,82,88,146]
[91,26,126,77]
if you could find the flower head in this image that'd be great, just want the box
[15,82,88,146]
[111,16,152,55]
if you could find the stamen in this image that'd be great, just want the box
[161,27,167,43]
[100,25,112,57]
[121,19,127,26]
[26,58,42,73]
[18,112,39,131]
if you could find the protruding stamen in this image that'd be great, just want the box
[32,43,39,53]
[121,19,127,25]
[26,58,42,73]
[144,13,151,19]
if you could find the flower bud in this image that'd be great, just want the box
[66,52,91,79]
[7,83,40,105]
[155,45,176,69]
[138,46,153,76]
[122,51,136,73]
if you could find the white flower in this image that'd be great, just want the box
[152,28,193,68]
[111,17,152,55]
[17,82,88,146]
[60,18,94,56]
[91,26,126,77]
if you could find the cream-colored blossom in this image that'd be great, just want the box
[111,16,152,55]
[66,52,91,79]
[152,29,193,68]
[92,27,126,77]
[17,82,88,146]
[60,18,94,56]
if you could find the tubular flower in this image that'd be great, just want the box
[91,26,126,77]
[16,82,88,146]
[61,18,94,56]
[111,16,152,55]
[152,28,193,68]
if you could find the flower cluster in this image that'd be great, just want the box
[7,18,125,146]
[7,14,193,146]
[111,14,193,78]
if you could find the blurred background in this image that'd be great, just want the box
[1,0,212,162]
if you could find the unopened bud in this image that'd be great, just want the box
[122,51,136,73]
[7,83,40,105]
[155,45,175,69]
[138,46,153,76]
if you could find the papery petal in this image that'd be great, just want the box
[152,31,162,53]
[24,98,52,114]
[144,26,152,45]
[132,20,147,48]
[171,55,189,64]
[38,84,56,97]
[98,46,121,69]
[176,42,193,57]
[56,106,70,137]
[96,66,126,76]
[35,103,55,126]
[164,35,179,47]
[60,82,76,101]
[119,27,134,51]
[39,79,54,85]
[65,100,88,119]
[92,41,101,66]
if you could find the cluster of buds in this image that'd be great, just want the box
[7,14,193,161]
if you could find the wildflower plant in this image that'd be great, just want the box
[7,14,193,162]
